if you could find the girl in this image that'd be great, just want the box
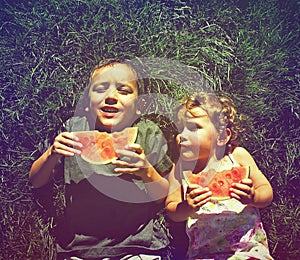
[166,92,273,259]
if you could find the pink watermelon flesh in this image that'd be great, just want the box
[74,127,138,165]
[187,166,249,200]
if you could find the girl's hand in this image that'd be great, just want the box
[51,132,82,157]
[186,184,212,212]
[112,143,149,176]
[229,178,255,205]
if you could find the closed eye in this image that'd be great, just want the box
[176,122,184,132]
[92,83,109,93]
[117,84,134,94]
[187,123,202,131]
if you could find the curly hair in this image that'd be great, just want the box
[176,91,244,155]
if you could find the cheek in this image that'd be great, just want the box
[190,132,200,145]
[89,98,97,110]
[123,97,138,111]
[89,93,104,106]
[124,95,137,103]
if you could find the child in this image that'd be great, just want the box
[166,92,273,259]
[29,58,174,259]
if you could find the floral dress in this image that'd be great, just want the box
[183,155,273,260]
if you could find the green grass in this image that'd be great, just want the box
[1,0,299,259]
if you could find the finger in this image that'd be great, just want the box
[231,182,252,191]
[53,147,78,157]
[195,197,212,207]
[114,167,140,173]
[115,149,140,158]
[67,133,83,148]
[240,178,253,185]
[230,187,251,198]
[56,133,82,149]
[187,191,212,209]
[188,186,209,195]
[115,150,144,166]
[72,140,84,148]
[53,142,81,155]
[65,132,79,140]
[229,192,241,200]
[61,132,80,143]
[112,159,146,171]
[195,190,212,202]
[186,184,201,193]
[112,160,132,167]
[113,154,141,164]
[126,143,143,154]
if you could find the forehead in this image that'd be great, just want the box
[179,107,211,124]
[91,63,137,83]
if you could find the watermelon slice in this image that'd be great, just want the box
[74,127,138,165]
[185,166,250,201]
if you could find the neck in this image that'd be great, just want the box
[181,155,223,174]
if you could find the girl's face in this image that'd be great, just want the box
[177,107,218,162]
[88,63,140,131]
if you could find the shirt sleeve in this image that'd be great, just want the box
[135,119,173,175]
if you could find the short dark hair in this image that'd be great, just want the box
[89,58,145,94]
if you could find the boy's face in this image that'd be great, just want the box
[177,107,218,162]
[88,63,140,131]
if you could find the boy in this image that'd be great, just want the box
[30,58,173,259]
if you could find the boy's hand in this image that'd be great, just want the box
[112,143,149,176]
[186,184,212,212]
[229,178,255,205]
[51,132,82,157]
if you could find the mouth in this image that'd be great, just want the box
[179,143,190,150]
[101,106,119,113]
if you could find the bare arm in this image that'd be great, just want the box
[230,146,273,208]
[165,164,212,222]
[29,132,82,188]
[139,164,170,203]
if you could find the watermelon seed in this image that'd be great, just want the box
[218,180,225,186]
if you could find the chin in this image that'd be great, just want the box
[180,153,197,161]
[107,123,127,132]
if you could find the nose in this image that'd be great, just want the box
[176,133,185,144]
[105,87,118,105]
[177,127,188,144]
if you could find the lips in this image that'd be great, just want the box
[101,106,119,113]
[179,143,192,152]
[179,144,188,149]
[178,140,188,146]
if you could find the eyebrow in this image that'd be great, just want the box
[91,80,134,87]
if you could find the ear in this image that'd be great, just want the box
[217,128,231,146]
[136,98,146,115]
